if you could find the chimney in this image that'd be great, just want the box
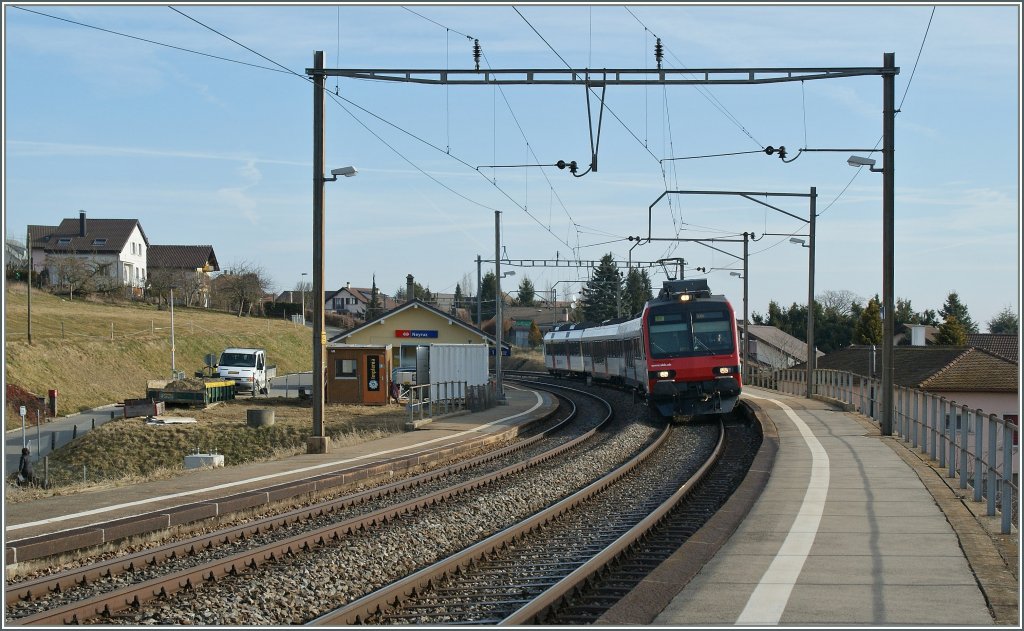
[79,210,87,237]
[406,274,415,303]
[346,281,351,289]
[910,324,926,347]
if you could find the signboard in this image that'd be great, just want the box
[366,356,380,391]
[489,347,512,356]
[395,330,438,339]
[514,320,533,328]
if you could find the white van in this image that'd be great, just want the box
[217,348,276,394]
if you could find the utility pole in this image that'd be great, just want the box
[806,188,817,399]
[880,52,896,436]
[26,225,32,345]
[742,232,750,379]
[476,254,482,327]
[310,50,328,454]
[494,212,505,402]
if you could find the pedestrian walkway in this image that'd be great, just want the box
[644,387,1015,626]
[4,386,557,552]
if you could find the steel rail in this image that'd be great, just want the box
[8,389,606,626]
[6,390,570,606]
[308,403,672,626]
[501,420,726,624]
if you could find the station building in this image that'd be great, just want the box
[327,293,510,405]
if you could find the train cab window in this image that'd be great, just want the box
[648,308,734,358]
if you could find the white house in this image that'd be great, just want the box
[28,211,149,295]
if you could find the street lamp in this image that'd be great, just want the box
[311,135,357,456]
[847,155,883,172]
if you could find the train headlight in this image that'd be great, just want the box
[715,365,740,376]
[679,294,691,302]
[650,369,675,380]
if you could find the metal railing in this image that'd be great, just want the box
[753,366,1018,534]
[406,380,497,422]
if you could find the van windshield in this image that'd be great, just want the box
[220,353,256,367]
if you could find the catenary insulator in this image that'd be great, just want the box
[473,39,481,71]
[655,38,664,69]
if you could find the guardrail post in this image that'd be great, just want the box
[959,404,970,490]
[973,408,984,502]
[987,414,997,516]
[942,398,952,475]
[1001,419,1013,534]
[911,389,919,449]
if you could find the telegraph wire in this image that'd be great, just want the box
[12,5,289,74]
[166,5,578,251]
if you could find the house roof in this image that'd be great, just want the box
[743,324,825,359]
[808,345,1018,393]
[29,217,149,254]
[329,298,509,348]
[966,333,1018,364]
[147,245,220,271]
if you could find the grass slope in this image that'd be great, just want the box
[4,283,313,424]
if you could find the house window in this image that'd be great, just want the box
[92,238,107,246]
[336,359,357,378]
[57,238,71,246]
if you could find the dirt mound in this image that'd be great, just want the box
[164,378,207,392]
[5,383,46,416]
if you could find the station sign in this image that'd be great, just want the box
[395,330,438,339]
[489,347,512,356]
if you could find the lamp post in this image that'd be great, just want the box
[169,285,177,379]
[300,272,308,325]
[844,52,896,436]
[790,226,817,400]
[311,45,359,454]
[730,270,748,376]
[494,206,511,403]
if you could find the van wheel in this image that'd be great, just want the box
[259,386,268,395]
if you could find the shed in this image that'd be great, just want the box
[326,344,393,406]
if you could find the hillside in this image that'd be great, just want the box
[4,283,313,426]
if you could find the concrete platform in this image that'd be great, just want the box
[646,387,1016,626]
[3,385,557,548]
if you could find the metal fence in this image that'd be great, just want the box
[406,380,497,422]
[750,366,1018,535]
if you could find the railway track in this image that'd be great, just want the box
[7,379,762,626]
[5,383,633,626]
[308,393,729,625]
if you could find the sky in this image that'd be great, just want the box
[2,2,1021,330]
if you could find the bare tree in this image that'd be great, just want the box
[43,252,118,297]
[218,260,272,316]
[817,289,863,317]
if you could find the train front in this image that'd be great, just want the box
[643,280,742,418]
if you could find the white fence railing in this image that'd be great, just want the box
[406,380,497,422]
[748,366,1018,535]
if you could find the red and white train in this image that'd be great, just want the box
[542,279,742,418]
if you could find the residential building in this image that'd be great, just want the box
[739,322,824,370]
[28,211,149,295]
[147,245,220,307]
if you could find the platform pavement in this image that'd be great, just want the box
[640,386,1017,627]
[3,385,556,545]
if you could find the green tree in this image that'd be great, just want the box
[579,253,622,322]
[987,306,1018,334]
[853,296,883,344]
[935,313,968,345]
[478,271,497,325]
[452,283,464,314]
[394,280,434,304]
[515,277,536,307]
[365,275,384,321]
[623,267,653,317]
[939,291,978,334]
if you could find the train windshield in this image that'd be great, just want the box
[647,308,734,358]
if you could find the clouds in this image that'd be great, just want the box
[3,4,1018,329]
